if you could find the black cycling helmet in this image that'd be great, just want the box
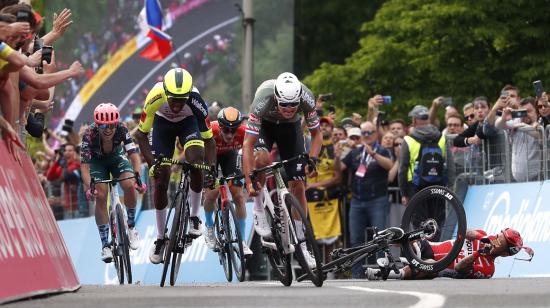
[217,107,243,128]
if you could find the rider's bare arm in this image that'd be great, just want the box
[242,132,258,187]
[466,229,485,241]
[133,130,155,167]
[454,253,478,274]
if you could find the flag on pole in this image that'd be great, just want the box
[139,0,173,61]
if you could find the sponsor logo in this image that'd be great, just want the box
[482,191,550,243]
[190,98,208,117]
[411,259,434,271]
[430,188,453,200]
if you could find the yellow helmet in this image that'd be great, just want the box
[163,68,193,98]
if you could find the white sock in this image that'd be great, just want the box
[189,189,202,217]
[295,220,305,241]
[253,194,263,212]
[386,268,404,280]
[155,209,167,240]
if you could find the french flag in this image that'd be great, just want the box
[139,0,173,61]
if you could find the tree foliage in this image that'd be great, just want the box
[304,0,550,121]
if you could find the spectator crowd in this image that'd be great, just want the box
[2,0,549,279]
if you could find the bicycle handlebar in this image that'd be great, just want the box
[250,153,315,177]
[154,154,214,173]
[90,174,137,192]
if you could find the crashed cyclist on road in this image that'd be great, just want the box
[367,228,534,280]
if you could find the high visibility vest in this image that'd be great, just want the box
[404,135,446,182]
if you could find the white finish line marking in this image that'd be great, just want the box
[341,286,446,308]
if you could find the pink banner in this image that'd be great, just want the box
[0,141,79,304]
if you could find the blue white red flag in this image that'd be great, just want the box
[139,0,173,61]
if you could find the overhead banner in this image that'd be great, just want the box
[464,181,550,277]
[0,142,80,304]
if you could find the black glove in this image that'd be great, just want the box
[134,171,143,187]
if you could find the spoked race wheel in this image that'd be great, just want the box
[115,204,132,284]
[224,201,246,282]
[264,205,293,286]
[286,194,324,287]
[215,204,232,282]
[400,185,467,274]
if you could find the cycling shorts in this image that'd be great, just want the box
[90,148,133,181]
[216,150,242,186]
[152,114,203,158]
[254,120,305,181]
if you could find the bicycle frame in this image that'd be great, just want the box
[258,167,297,255]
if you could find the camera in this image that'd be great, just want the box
[382,96,392,104]
[501,90,509,98]
[511,109,528,118]
[319,93,333,102]
[33,37,44,54]
[16,10,30,23]
[441,97,453,107]
[533,80,544,98]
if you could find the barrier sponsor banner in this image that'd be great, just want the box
[0,142,79,303]
[464,181,550,277]
[58,204,254,284]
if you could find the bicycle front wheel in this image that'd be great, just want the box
[115,204,132,284]
[264,205,292,286]
[160,191,183,287]
[110,211,123,285]
[215,205,232,282]
[401,185,467,274]
[225,201,246,282]
[286,194,324,287]
[170,200,189,286]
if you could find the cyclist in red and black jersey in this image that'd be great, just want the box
[367,228,534,280]
[202,107,252,256]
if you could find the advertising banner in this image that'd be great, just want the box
[58,204,254,284]
[464,182,550,277]
[0,143,79,304]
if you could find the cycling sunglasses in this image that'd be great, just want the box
[221,126,238,134]
[362,130,376,137]
[98,123,116,130]
[277,101,300,108]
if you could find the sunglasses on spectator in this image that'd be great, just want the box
[394,142,402,147]
[465,114,475,120]
[98,123,116,130]
[349,135,361,140]
[537,104,548,110]
[221,126,238,134]
[361,130,376,136]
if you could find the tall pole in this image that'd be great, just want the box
[242,0,255,110]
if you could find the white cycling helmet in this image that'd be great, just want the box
[274,72,302,105]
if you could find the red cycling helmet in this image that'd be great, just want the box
[502,228,523,255]
[94,103,120,124]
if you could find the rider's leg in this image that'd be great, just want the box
[94,183,109,247]
[119,171,137,227]
[184,142,205,218]
[288,180,307,239]
[252,150,270,210]
[230,185,247,234]
[203,188,218,227]
[154,166,170,239]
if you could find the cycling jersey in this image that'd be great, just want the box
[245,79,319,136]
[430,230,495,278]
[80,123,138,163]
[137,82,212,139]
[0,42,15,71]
[211,121,245,155]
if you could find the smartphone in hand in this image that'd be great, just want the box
[533,80,544,98]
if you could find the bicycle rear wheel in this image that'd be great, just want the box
[286,194,324,287]
[225,201,246,282]
[116,204,132,284]
[400,185,467,274]
[264,206,292,286]
[215,205,232,282]
[170,199,189,286]
[160,191,183,287]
